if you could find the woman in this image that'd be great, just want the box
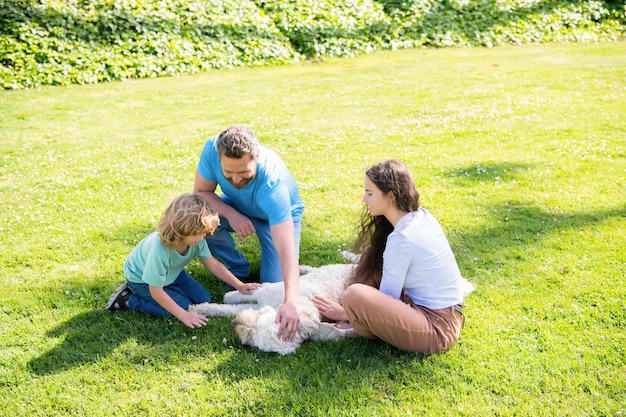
[313,160,473,353]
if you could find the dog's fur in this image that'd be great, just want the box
[189,263,354,355]
[189,253,476,355]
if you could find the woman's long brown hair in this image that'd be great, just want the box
[348,160,420,288]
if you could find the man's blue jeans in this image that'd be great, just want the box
[126,270,212,317]
[205,205,302,283]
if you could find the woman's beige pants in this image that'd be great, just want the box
[341,283,465,354]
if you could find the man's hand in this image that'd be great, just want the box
[193,173,254,241]
[275,301,301,342]
[228,211,256,241]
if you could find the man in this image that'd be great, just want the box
[194,125,303,341]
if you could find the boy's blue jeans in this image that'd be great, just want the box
[205,203,302,283]
[126,270,212,317]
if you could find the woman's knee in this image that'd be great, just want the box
[340,284,376,338]
[341,283,369,305]
[341,283,380,311]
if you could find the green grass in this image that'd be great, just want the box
[1,41,625,416]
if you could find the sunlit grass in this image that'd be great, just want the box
[1,42,625,416]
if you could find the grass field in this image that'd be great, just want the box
[1,41,625,416]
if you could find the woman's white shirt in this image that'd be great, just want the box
[380,208,465,309]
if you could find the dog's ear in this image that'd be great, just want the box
[231,309,261,346]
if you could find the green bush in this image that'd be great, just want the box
[254,0,391,58]
[0,0,624,89]
[0,0,299,88]
[381,0,625,48]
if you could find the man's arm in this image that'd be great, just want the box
[270,219,301,341]
[193,171,232,216]
[193,171,255,240]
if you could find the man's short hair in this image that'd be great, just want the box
[216,125,260,159]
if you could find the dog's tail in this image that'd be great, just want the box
[341,251,361,264]
[461,278,476,298]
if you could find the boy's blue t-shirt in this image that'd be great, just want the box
[124,232,211,287]
[196,135,304,225]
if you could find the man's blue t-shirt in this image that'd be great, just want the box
[197,135,304,225]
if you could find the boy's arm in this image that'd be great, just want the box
[149,285,208,329]
[201,257,261,294]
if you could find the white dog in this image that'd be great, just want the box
[189,263,354,355]
[190,251,476,355]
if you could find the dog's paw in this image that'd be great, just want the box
[341,251,361,264]
[188,302,211,314]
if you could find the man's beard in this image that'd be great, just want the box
[228,178,252,189]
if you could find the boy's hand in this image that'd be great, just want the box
[237,282,262,294]
[180,312,209,329]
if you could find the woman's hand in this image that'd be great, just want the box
[312,295,348,322]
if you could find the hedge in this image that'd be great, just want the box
[0,0,299,89]
[1,0,624,89]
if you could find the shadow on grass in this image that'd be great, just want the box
[27,220,352,376]
[442,162,625,280]
[444,161,533,186]
[28,310,443,417]
[449,213,624,298]
[27,310,154,375]
[456,202,625,278]
[26,305,418,378]
[26,176,624,379]
[204,339,459,413]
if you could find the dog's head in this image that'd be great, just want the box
[230,308,262,347]
[230,306,310,355]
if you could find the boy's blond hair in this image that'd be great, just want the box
[157,193,219,250]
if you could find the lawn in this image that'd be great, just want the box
[0,41,624,416]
